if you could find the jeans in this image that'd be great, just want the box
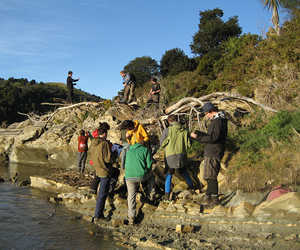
[90,167,120,196]
[94,176,110,218]
[77,152,87,173]
[121,143,130,169]
[125,171,155,219]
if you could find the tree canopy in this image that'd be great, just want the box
[160,48,197,77]
[190,8,242,56]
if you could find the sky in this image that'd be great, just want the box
[0,0,287,100]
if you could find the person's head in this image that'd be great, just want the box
[202,102,217,118]
[150,77,157,83]
[120,120,135,130]
[167,115,177,124]
[79,129,85,136]
[68,71,73,76]
[97,127,108,139]
[99,122,110,131]
[120,71,125,77]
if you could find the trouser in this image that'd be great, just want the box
[94,176,110,218]
[90,167,120,196]
[164,165,193,194]
[77,152,87,173]
[126,171,156,219]
[146,93,159,108]
[67,89,74,103]
[124,83,136,103]
[203,157,221,196]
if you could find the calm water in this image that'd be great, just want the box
[0,162,124,250]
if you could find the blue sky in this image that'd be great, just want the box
[0,0,287,100]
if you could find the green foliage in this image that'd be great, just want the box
[160,48,197,77]
[190,8,242,56]
[0,78,103,126]
[123,56,159,87]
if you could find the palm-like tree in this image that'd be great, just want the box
[259,0,283,35]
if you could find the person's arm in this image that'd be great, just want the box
[146,149,153,170]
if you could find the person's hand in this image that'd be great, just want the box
[123,83,126,88]
[126,132,131,138]
[191,132,197,138]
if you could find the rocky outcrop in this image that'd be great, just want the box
[0,106,121,170]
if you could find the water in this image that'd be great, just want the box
[0,162,124,250]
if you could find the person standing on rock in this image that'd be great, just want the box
[66,71,80,104]
[191,102,228,208]
[89,127,118,221]
[77,129,88,173]
[89,122,120,199]
[120,71,136,103]
[146,77,161,108]
[125,140,156,225]
[160,115,194,203]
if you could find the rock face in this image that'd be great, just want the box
[0,107,121,170]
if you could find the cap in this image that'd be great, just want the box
[202,102,214,113]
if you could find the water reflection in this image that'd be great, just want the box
[0,162,125,250]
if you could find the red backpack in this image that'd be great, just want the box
[267,185,291,201]
[79,140,87,150]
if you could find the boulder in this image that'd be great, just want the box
[252,192,300,217]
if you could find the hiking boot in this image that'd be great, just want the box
[206,195,221,208]
[197,194,211,205]
[93,216,110,223]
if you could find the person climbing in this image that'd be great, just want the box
[66,71,80,104]
[160,115,194,203]
[124,140,156,225]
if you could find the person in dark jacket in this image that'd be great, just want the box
[146,77,161,108]
[191,102,228,207]
[66,71,80,104]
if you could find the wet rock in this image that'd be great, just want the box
[19,179,30,186]
[82,215,93,222]
[112,219,125,227]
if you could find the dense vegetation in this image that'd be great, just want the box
[0,78,102,126]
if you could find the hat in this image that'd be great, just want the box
[202,102,214,113]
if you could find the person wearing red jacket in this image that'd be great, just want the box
[77,129,88,173]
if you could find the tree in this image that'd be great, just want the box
[160,48,197,77]
[190,8,242,57]
[281,0,300,19]
[123,56,159,87]
[259,0,284,35]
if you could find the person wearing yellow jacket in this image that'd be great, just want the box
[120,120,149,146]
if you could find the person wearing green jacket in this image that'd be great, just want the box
[160,115,193,202]
[125,141,155,225]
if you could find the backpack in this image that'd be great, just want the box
[267,185,291,201]
[79,140,87,150]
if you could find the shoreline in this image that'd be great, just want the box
[30,173,300,249]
